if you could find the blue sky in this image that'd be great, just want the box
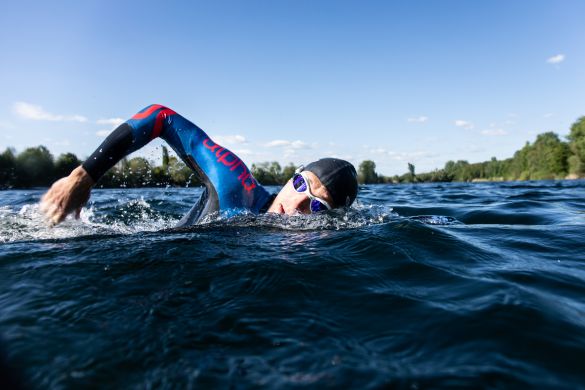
[1,0,584,175]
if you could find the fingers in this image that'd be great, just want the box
[40,193,87,225]
[38,173,93,227]
[39,191,53,214]
[52,211,66,226]
[40,188,68,226]
[40,200,63,226]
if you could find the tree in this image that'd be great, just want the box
[167,156,199,186]
[251,161,285,185]
[568,155,583,176]
[528,132,569,179]
[162,146,169,172]
[127,157,151,186]
[407,163,416,182]
[268,161,282,183]
[568,116,585,175]
[502,132,569,180]
[281,163,296,183]
[358,160,378,184]
[15,146,55,187]
[54,153,81,179]
[0,148,16,188]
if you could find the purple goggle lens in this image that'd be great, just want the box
[293,174,307,192]
[310,199,329,213]
[292,173,331,213]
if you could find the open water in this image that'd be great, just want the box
[0,181,584,389]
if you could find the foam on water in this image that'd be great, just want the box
[194,202,399,231]
[0,197,180,243]
[1,195,459,244]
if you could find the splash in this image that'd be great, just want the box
[0,197,179,244]
[0,193,461,243]
[191,202,399,231]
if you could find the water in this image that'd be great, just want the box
[1,181,585,389]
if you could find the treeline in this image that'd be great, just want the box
[0,146,202,189]
[356,116,585,184]
[0,146,81,188]
[250,162,297,185]
[1,116,584,188]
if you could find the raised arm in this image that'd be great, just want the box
[40,104,169,224]
[40,104,270,225]
[81,104,177,183]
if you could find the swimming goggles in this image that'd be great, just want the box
[292,167,332,213]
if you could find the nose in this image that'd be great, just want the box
[290,193,311,214]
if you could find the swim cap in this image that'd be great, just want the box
[304,158,358,208]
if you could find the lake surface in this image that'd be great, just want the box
[1,181,584,389]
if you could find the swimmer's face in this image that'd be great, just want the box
[267,171,334,215]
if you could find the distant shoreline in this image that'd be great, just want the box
[2,115,584,188]
[2,176,583,191]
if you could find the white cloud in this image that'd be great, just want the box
[265,140,290,147]
[96,130,112,137]
[481,128,508,136]
[213,134,247,145]
[384,150,436,161]
[290,140,307,149]
[264,139,308,149]
[13,102,87,122]
[97,118,125,127]
[454,120,474,130]
[233,148,253,156]
[546,54,565,64]
[407,116,428,123]
[543,113,554,118]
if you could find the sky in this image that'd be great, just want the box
[1,0,584,176]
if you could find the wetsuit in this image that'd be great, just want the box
[82,104,274,226]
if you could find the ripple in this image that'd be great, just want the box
[2,182,585,388]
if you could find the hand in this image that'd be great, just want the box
[40,166,95,226]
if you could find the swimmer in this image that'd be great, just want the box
[40,104,358,226]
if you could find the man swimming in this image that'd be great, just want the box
[40,104,358,226]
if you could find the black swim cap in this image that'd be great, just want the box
[304,158,358,208]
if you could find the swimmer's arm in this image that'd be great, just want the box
[40,104,208,225]
[40,165,94,225]
[39,106,158,226]
[40,121,139,225]
[81,104,200,183]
